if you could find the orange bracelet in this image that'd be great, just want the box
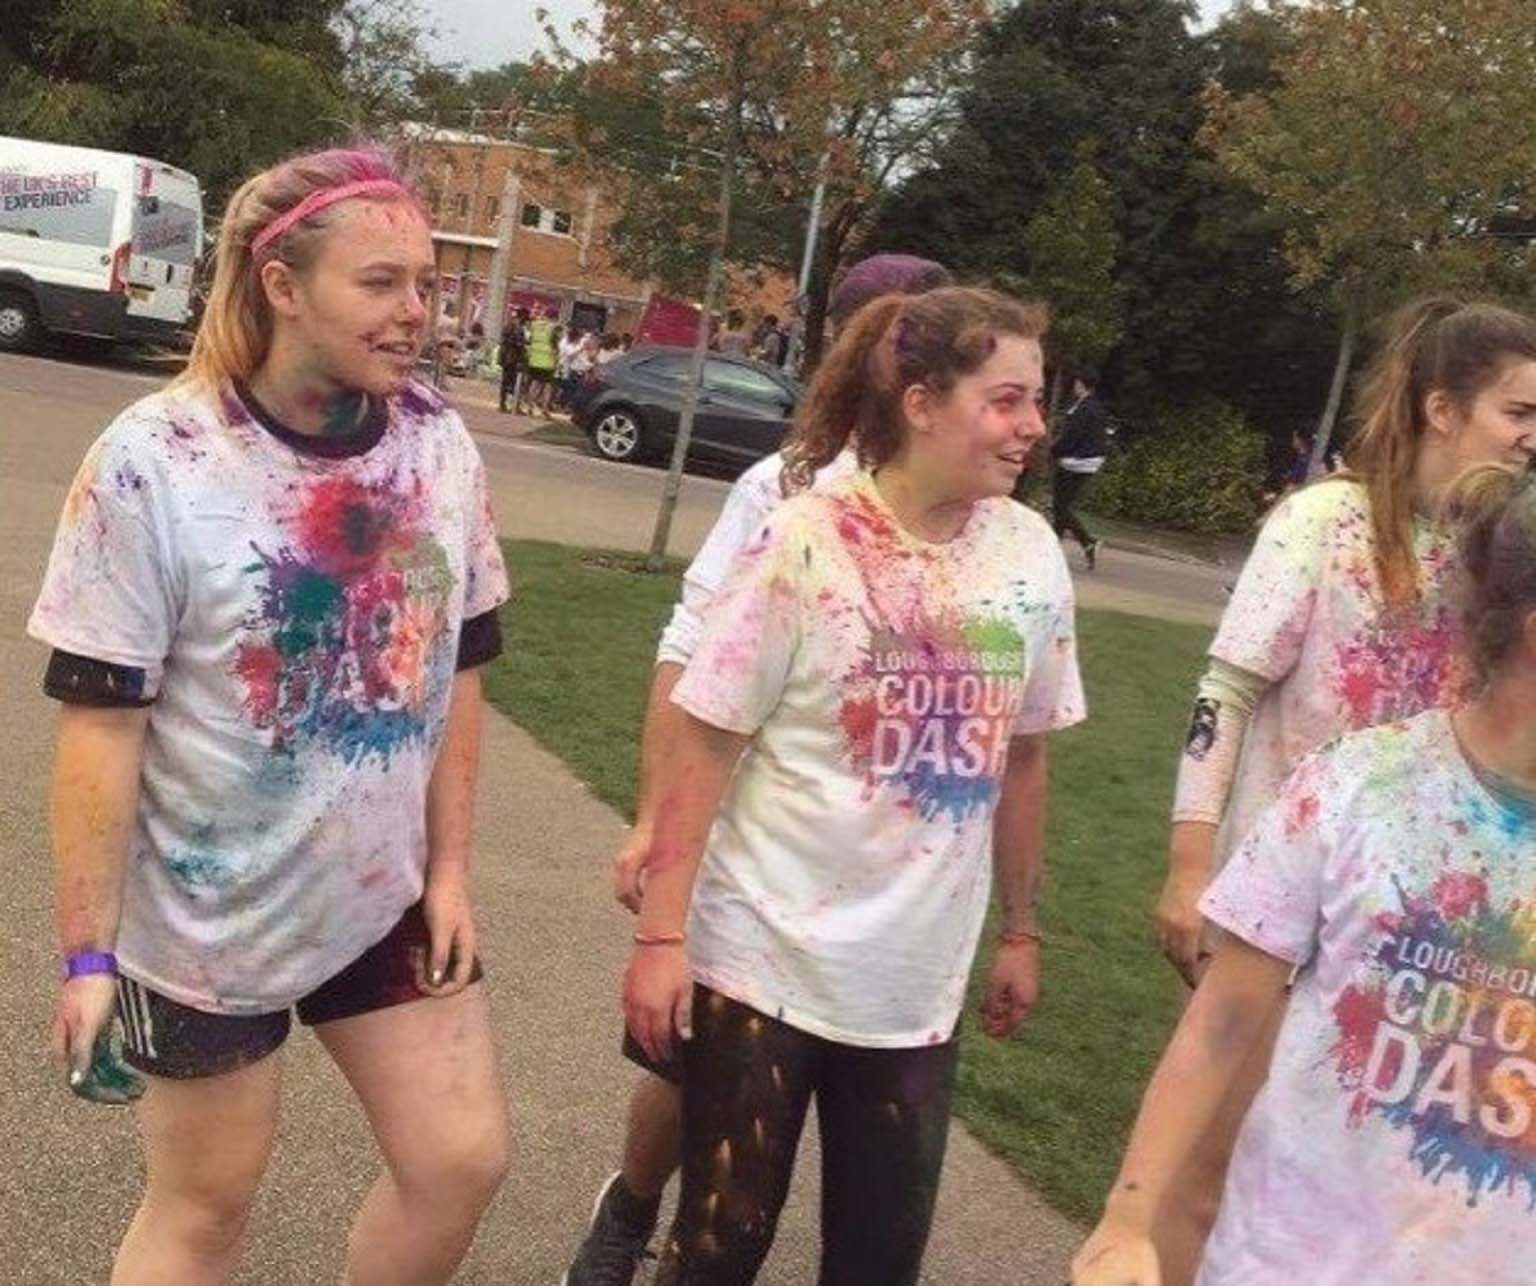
[634,929,686,946]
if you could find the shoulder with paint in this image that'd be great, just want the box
[1268,474,1370,543]
[88,384,223,482]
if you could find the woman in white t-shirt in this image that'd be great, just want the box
[1150,297,1536,1280]
[31,147,511,1282]
[1076,462,1536,1286]
[622,287,1086,1284]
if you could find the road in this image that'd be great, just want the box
[0,348,1222,1285]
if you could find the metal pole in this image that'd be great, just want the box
[797,171,827,299]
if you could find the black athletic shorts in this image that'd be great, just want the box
[115,901,483,1080]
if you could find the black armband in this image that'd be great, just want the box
[43,649,153,707]
[456,610,504,671]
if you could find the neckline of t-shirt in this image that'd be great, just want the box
[230,380,388,460]
[857,469,982,551]
[1444,709,1536,818]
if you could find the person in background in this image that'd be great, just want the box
[555,326,585,412]
[1075,462,1536,1286]
[1050,372,1108,570]
[713,309,751,357]
[1149,296,1536,1284]
[596,333,624,368]
[753,313,787,367]
[31,144,512,1285]
[522,307,559,416]
[561,253,955,1286]
[620,332,634,353]
[498,308,528,415]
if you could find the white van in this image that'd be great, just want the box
[0,136,203,351]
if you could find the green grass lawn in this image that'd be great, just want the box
[486,538,1208,1223]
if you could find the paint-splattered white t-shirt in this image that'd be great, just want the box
[672,471,1086,1046]
[1209,478,1463,869]
[1200,710,1536,1285]
[29,381,509,1013]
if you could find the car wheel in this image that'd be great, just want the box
[0,290,41,352]
[591,407,647,462]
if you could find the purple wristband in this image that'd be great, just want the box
[63,951,118,980]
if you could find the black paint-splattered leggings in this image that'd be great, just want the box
[653,985,959,1286]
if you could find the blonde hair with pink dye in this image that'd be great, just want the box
[179,147,425,392]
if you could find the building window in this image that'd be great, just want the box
[518,203,575,236]
[455,193,469,217]
[426,188,441,217]
[486,195,500,221]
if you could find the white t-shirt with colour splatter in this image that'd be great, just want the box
[1209,478,1463,869]
[1199,709,1536,1285]
[28,381,509,1014]
[672,470,1086,1047]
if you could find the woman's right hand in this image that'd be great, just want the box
[623,944,693,1064]
[51,974,118,1085]
[1071,1220,1161,1286]
[1156,824,1216,988]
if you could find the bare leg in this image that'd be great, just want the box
[317,984,510,1286]
[621,1072,683,1200]
[112,1056,280,1286]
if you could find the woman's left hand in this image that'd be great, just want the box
[980,941,1039,1039]
[418,868,477,997]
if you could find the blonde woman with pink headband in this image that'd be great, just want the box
[29,147,511,1282]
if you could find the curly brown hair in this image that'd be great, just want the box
[1442,463,1536,686]
[780,286,1049,496]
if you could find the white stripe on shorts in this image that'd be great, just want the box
[117,977,158,1059]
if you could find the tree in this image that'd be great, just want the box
[864,0,1340,442]
[1203,0,1536,468]
[557,0,986,568]
[1014,149,1124,421]
[2,1,448,204]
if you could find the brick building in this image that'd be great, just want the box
[400,125,653,337]
[398,125,797,345]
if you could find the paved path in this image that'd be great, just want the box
[0,351,1211,1284]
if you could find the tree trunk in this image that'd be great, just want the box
[647,54,743,572]
[1310,297,1360,478]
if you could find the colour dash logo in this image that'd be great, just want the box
[837,617,1024,824]
[1330,870,1536,1207]
[232,475,454,765]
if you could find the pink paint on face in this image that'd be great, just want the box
[287,199,436,397]
[910,335,1047,503]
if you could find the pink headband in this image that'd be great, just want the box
[250,179,410,257]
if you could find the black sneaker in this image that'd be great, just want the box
[563,1172,658,1286]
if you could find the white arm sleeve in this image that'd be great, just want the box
[1170,657,1270,825]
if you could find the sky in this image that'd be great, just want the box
[423,0,1241,71]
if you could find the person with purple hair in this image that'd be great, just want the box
[562,253,952,1286]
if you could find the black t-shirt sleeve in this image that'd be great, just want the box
[43,649,154,707]
[456,609,504,671]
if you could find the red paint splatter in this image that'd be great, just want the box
[233,643,282,724]
[1431,871,1489,920]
